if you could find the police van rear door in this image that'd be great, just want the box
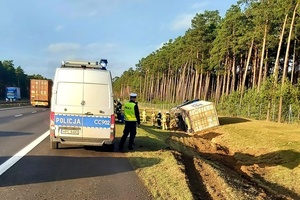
[54,69,84,138]
[82,70,112,139]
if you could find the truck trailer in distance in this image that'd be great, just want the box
[6,87,21,102]
[30,79,53,107]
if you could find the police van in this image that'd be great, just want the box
[49,59,115,151]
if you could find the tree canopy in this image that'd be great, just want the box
[0,60,48,99]
[113,0,300,123]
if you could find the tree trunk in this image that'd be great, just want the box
[215,73,221,105]
[291,39,296,84]
[278,3,299,123]
[258,22,268,91]
[241,38,254,99]
[252,48,258,88]
[273,13,288,84]
[226,59,231,95]
[263,50,269,82]
[203,72,211,101]
[198,69,203,99]
[194,70,200,99]
[231,55,236,92]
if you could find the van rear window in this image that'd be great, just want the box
[84,83,110,107]
[56,82,83,106]
[56,82,110,107]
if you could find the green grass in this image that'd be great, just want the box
[215,117,300,196]
[115,123,194,200]
[115,116,300,199]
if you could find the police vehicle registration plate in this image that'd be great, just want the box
[61,128,80,135]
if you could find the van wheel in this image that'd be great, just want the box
[104,144,114,152]
[50,140,58,149]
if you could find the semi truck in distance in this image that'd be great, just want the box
[30,79,53,107]
[5,87,21,102]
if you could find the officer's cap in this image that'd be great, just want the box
[130,93,137,98]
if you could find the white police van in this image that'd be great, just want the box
[49,59,115,151]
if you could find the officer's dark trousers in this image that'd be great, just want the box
[119,121,137,149]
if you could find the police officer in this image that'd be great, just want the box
[156,111,162,129]
[118,93,140,151]
[116,99,122,122]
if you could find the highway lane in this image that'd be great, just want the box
[0,107,152,200]
[0,106,49,165]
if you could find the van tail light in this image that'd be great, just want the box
[50,111,55,136]
[110,114,115,141]
[50,111,55,122]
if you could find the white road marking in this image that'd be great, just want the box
[32,111,37,113]
[0,130,49,176]
[0,106,31,111]
[14,114,23,117]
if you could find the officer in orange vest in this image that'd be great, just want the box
[118,93,140,151]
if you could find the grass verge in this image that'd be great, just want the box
[115,116,300,199]
[115,123,194,200]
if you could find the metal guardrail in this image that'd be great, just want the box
[0,100,31,108]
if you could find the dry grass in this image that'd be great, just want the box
[213,117,300,196]
[115,115,300,199]
[115,123,194,200]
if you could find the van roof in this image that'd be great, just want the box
[61,60,107,70]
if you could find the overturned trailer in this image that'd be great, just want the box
[172,99,219,133]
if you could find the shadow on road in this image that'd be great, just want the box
[0,131,33,137]
[0,154,161,187]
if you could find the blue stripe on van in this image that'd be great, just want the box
[54,114,110,128]
[83,116,110,128]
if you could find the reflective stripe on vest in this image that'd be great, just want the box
[124,102,137,121]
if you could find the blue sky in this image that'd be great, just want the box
[0,0,237,79]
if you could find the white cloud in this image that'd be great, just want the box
[47,42,120,56]
[170,13,194,31]
[191,2,208,9]
[47,43,81,53]
[85,43,119,54]
[46,42,121,71]
[59,0,119,18]
[170,2,208,32]
[54,25,64,32]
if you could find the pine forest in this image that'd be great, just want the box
[113,0,300,123]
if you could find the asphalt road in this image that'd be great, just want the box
[0,107,152,200]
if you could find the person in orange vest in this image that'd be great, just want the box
[151,111,156,126]
[142,109,147,123]
[118,93,140,151]
[184,114,192,133]
[161,112,167,130]
[166,111,171,130]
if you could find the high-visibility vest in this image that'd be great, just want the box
[162,114,167,122]
[124,102,137,121]
[142,110,147,117]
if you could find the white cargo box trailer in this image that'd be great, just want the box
[178,100,219,133]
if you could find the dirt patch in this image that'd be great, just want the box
[167,130,294,200]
